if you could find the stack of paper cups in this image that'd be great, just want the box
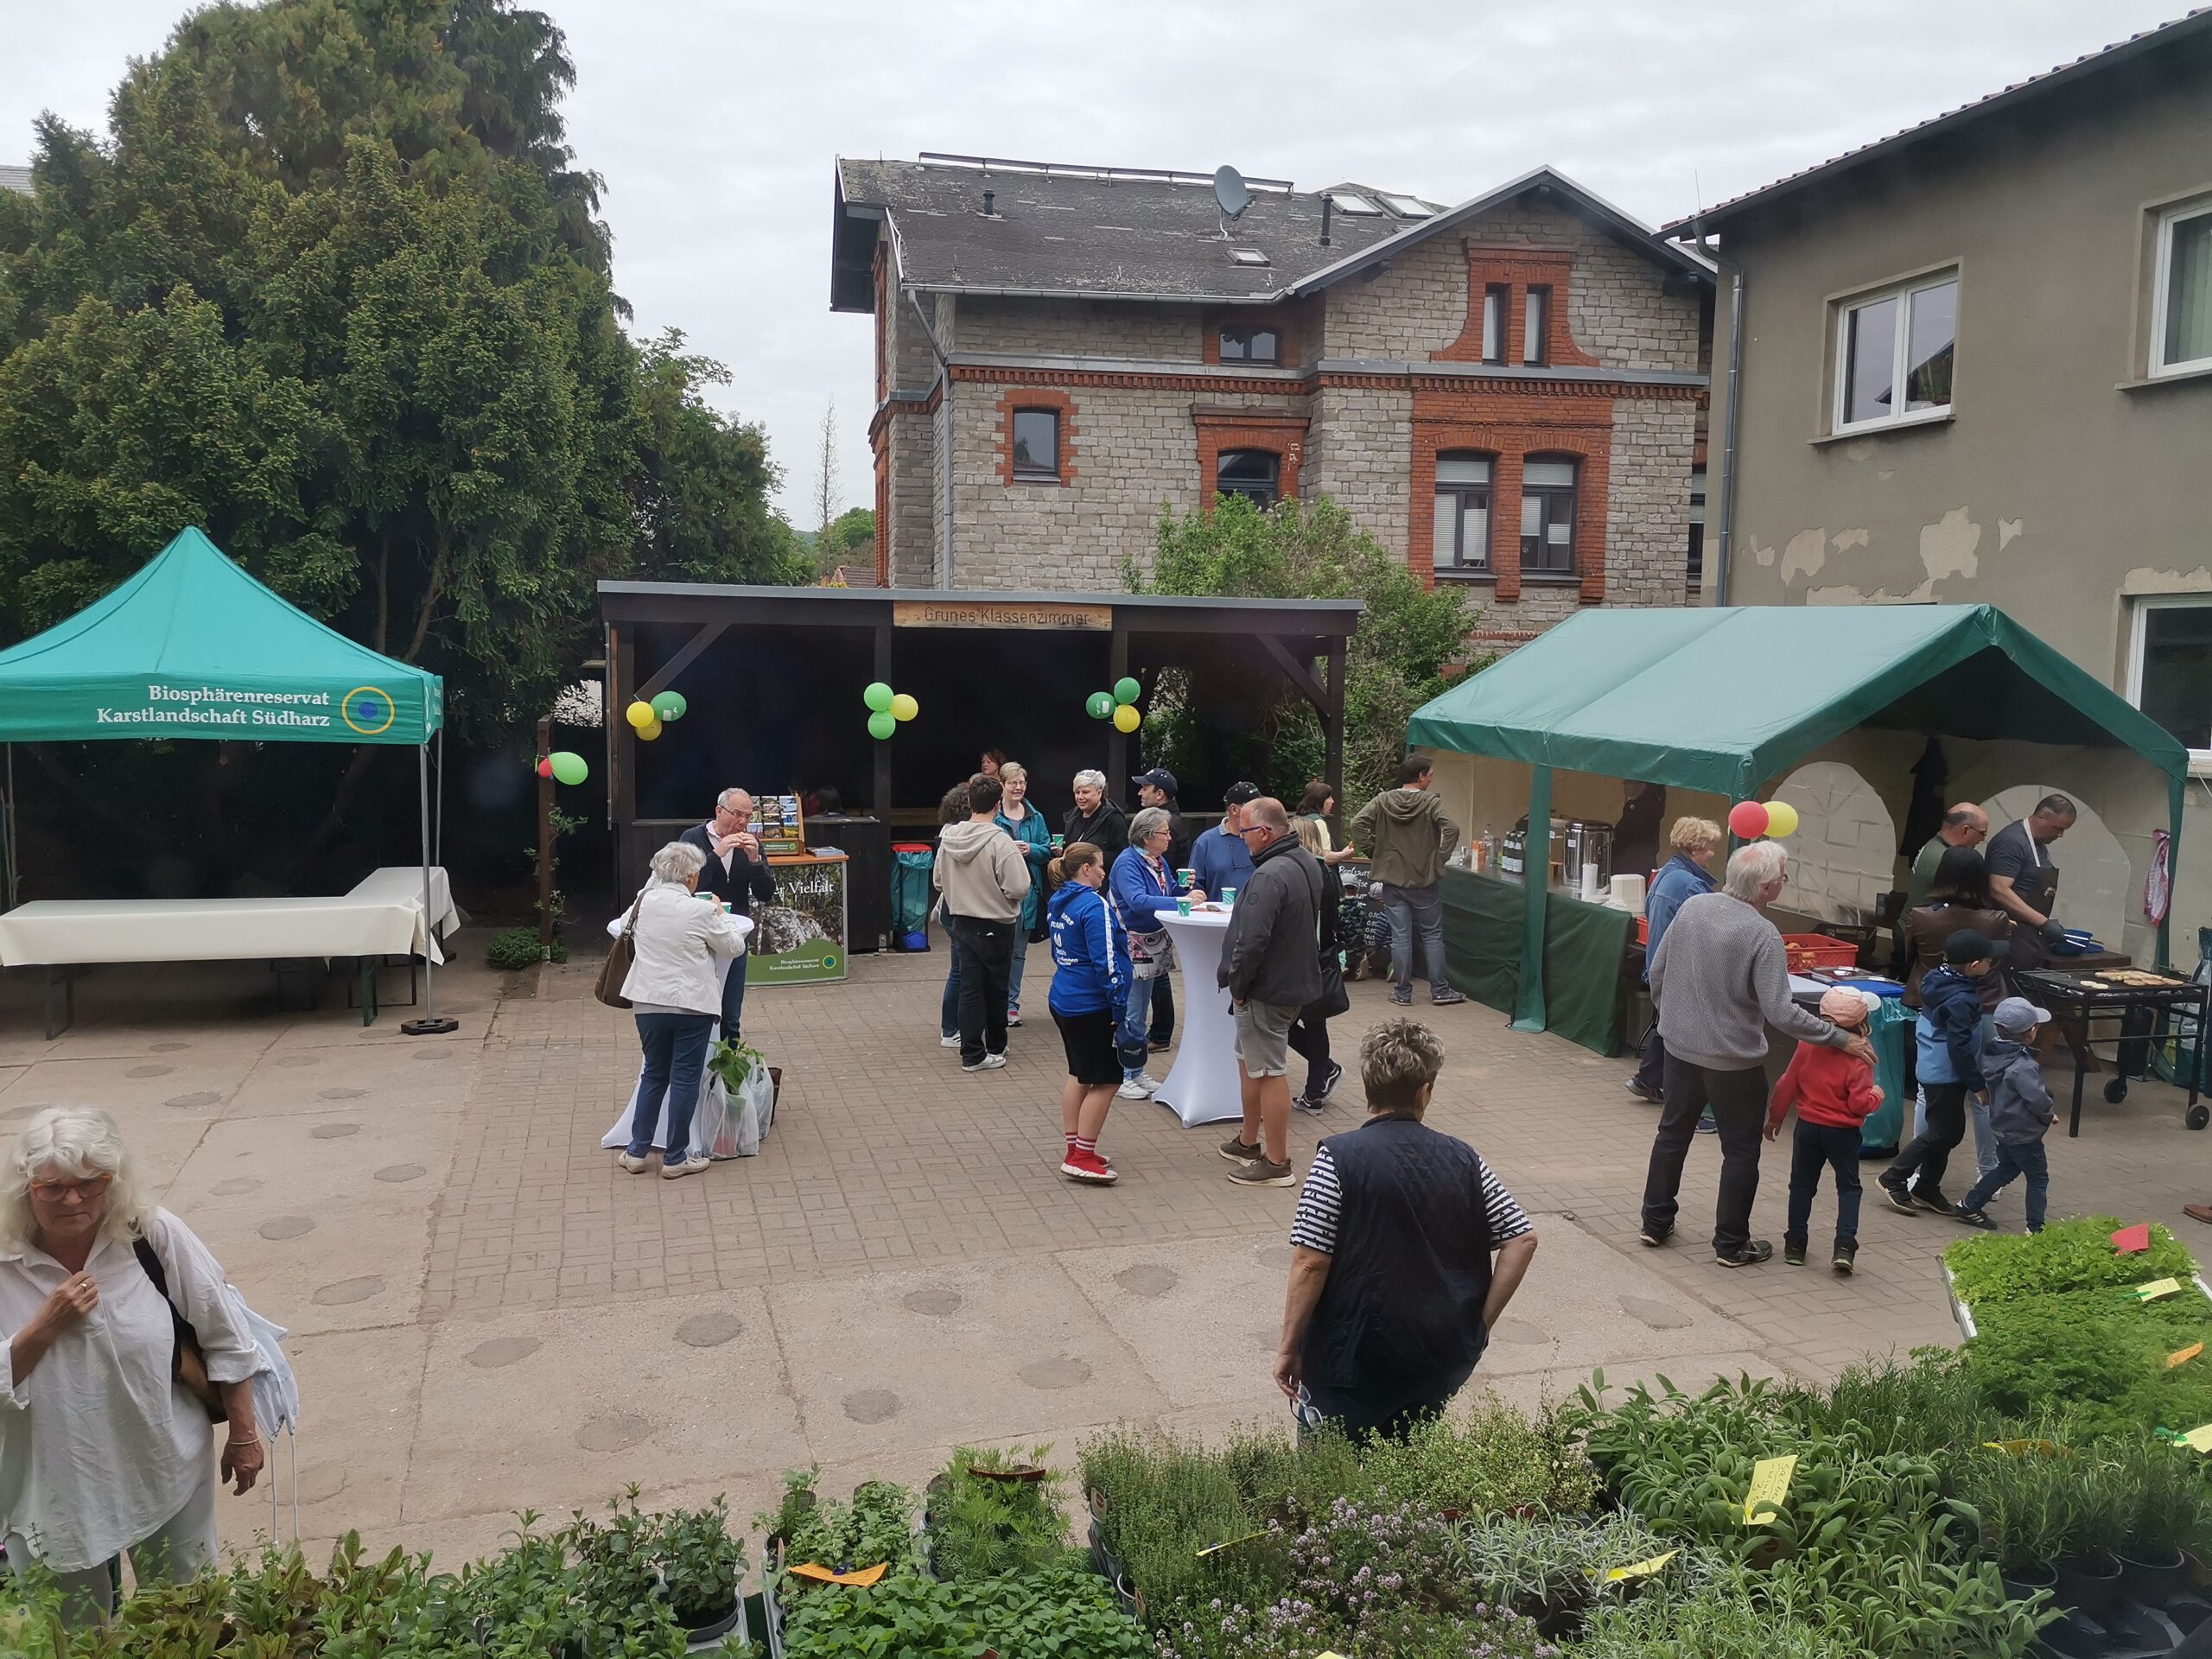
[1609,873,1648,915]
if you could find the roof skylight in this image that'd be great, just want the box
[1379,194,1433,217]
[1228,247,1270,266]
[1326,191,1381,214]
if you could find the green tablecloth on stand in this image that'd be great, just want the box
[1857,995,1916,1151]
[1440,868,1632,1057]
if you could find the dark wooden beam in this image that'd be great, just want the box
[873,624,893,821]
[1107,627,1129,791]
[635,620,728,702]
[1324,637,1347,833]
[1256,633,1328,714]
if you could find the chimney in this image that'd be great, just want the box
[982,188,995,217]
[1319,195,1332,246]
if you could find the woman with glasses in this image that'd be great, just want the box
[0,1107,265,1624]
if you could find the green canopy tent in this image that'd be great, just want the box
[1407,604,2189,1032]
[0,527,454,1030]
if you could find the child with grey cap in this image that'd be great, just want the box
[1955,995,2056,1233]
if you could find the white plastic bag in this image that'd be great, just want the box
[732,1059,775,1154]
[695,1073,742,1160]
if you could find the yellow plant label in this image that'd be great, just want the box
[2134,1278,2183,1300]
[1983,1438,2069,1458]
[2183,1424,2212,1454]
[2169,1343,2205,1370]
[1195,1529,1270,1559]
[1601,1549,1679,1582]
[1743,1453,1797,1525]
[788,1560,887,1586]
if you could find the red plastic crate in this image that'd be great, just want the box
[1782,932,1859,973]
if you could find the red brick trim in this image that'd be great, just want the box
[1408,389,1613,603]
[872,435,891,585]
[1434,244,1601,369]
[943,361,1701,401]
[1194,410,1307,512]
[995,389,1078,486]
[1201,308,1300,369]
[867,384,942,441]
[953,363,1298,396]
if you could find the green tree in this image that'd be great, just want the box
[1130,494,1487,810]
[814,506,876,579]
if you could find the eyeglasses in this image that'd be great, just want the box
[1236,824,1270,839]
[29,1174,111,1203]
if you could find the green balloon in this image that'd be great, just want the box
[651,690,682,721]
[1086,691,1114,720]
[863,681,894,713]
[549,751,588,786]
[867,710,897,741]
[1114,677,1141,705]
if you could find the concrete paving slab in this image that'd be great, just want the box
[404,1294,810,1525]
[1058,1235,1310,1413]
[765,1257,1172,1467]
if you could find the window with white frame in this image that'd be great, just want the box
[1834,273,1957,432]
[2130,596,2212,757]
[1519,457,1578,575]
[2152,200,2212,377]
[1432,453,1493,572]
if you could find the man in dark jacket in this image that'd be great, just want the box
[1275,1018,1538,1441]
[679,788,777,1043]
[1218,798,1324,1190]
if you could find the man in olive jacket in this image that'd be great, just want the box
[1218,798,1325,1190]
[1350,755,1466,1007]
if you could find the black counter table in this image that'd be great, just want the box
[2012,966,2211,1135]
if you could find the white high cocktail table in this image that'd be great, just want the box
[1153,907,1242,1128]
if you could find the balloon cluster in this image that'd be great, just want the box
[1086,677,1144,734]
[863,681,918,741]
[535,752,589,785]
[625,691,688,743]
[1728,798,1802,840]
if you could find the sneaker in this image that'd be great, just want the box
[1140,1071,1165,1090]
[1313,1059,1344,1102]
[1912,1187,1955,1216]
[1716,1240,1775,1268]
[616,1152,651,1174]
[1878,1179,1918,1216]
[1227,1156,1295,1188]
[1624,1078,1660,1103]
[1007,1009,1022,1027]
[1783,1241,1807,1266]
[1218,1133,1264,1164]
[1148,1038,1172,1053]
[1116,1077,1154,1100]
[1060,1148,1117,1185]
[1291,1093,1325,1116]
[963,1052,1008,1072]
[1637,1224,1673,1248]
[1832,1241,1859,1274]
[1430,988,1467,1007]
[1695,1112,1718,1135]
[1389,988,1414,1007]
[938,1034,961,1049]
[1955,1206,1997,1230]
[661,1154,710,1179]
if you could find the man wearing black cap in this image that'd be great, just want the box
[1880,929,2004,1215]
[1133,768,1189,1052]
[1192,781,1261,902]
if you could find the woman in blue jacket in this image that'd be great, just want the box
[1108,808,1203,1099]
[995,763,1055,1025]
[1047,842,1129,1185]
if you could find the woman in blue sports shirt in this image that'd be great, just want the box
[1046,842,1128,1185]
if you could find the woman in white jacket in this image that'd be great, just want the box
[619,842,752,1179]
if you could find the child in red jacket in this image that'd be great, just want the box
[1766,988,1885,1274]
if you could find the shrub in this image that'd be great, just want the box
[1961,1289,2212,1443]
[1945,1216,2196,1306]
[486,925,563,969]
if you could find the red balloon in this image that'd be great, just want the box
[1728,800,1770,840]
[535,756,553,779]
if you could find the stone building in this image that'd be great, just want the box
[831,156,1713,639]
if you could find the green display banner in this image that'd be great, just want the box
[753,855,849,984]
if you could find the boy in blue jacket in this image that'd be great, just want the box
[1955,996,2056,1233]
[1046,843,1130,1185]
[1879,930,2002,1216]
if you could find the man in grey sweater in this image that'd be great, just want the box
[1640,841,1873,1267]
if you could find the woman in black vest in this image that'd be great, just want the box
[1274,1019,1539,1441]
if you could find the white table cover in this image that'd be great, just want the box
[0,867,458,968]
[1153,908,1243,1128]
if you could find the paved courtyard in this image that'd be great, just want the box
[2,936,2207,1568]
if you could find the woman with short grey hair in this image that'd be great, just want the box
[0,1107,264,1624]
[616,840,751,1178]
[1107,808,1202,1098]
[1064,770,1128,856]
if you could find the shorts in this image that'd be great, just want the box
[1052,1006,1122,1086]
[1233,999,1299,1077]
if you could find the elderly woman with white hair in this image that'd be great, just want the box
[616,840,752,1179]
[1062,770,1128,857]
[0,1106,264,1621]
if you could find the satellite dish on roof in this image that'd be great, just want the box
[1213,165,1249,220]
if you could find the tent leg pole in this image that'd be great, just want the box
[403,741,457,1036]
[3,744,16,912]
[1510,766,1552,1033]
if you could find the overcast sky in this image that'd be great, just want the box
[3,1,2189,525]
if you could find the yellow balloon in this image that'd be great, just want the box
[637,715,664,742]
[1763,799,1801,838]
[1112,702,1141,734]
[890,692,918,722]
[626,700,656,731]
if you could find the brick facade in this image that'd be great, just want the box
[856,187,1707,632]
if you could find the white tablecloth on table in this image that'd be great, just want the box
[0,867,459,968]
[1154,908,1243,1128]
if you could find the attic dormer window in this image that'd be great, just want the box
[1229,247,1269,267]
[1219,324,1280,364]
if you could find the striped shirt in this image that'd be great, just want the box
[1288,1143,1531,1256]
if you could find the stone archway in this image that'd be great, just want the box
[1979,786,2130,950]
[1768,761,1897,925]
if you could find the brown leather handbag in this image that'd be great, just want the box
[596,893,644,1009]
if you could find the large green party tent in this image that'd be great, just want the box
[0,526,454,1027]
[1407,604,2189,1033]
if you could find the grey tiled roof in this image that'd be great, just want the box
[833,158,1433,309]
[1665,8,2212,232]
[0,165,32,198]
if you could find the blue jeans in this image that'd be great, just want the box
[1961,1140,2050,1231]
[720,952,750,1043]
[1115,976,1153,1080]
[1785,1120,1864,1249]
[1149,975,1175,1044]
[1380,880,1448,994]
[629,1012,716,1159]
[1007,933,1028,1014]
